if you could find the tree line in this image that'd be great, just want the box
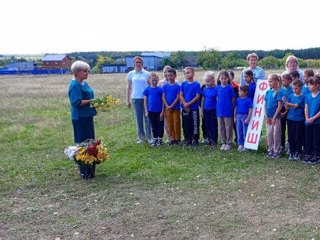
[1,47,320,71]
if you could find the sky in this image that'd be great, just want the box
[1,0,319,55]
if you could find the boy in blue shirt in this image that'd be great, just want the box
[234,85,253,152]
[283,80,305,160]
[201,71,218,146]
[304,76,320,163]
[162,68,181,145]
[180,67,201,146]
[144,73,164,147]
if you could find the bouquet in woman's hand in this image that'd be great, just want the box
[64,139,109,165]
[90,95,121,112]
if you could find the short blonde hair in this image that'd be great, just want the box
[285,55,298,67]
[203,71,215,81]
[246,53,259,61]
[71,60,90,74]
[150,72,159,81]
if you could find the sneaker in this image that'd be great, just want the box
[303,155,312,163]
[137,139,144,144]
[272,153,280,159]
[220,144,226,151]
[152,139,159,147]
[293,152,301,160]
[288,153,294,160]
[224,144,232,151]
[148,139,153,145]
[305,156,319,164]
[192,140,199,146]
[237,145,244,152]
[266,151,274,158]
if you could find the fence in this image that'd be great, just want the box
[0,68,69,75]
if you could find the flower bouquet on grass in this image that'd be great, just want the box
[64,139,109,179]
[90,95,121,112]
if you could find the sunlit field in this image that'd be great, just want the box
[1,72,320,239]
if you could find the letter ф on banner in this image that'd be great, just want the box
[244,80,270,150]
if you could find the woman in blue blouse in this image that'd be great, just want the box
[68,60,97,144]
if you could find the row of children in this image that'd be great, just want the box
[143,67,254,152]
[266,69,320,163]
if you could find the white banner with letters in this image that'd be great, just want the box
[244,80,270,150]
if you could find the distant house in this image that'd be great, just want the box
[125,52,171,71]
[102,64,126,73]
[42,54,72,69]
[6,62,34,71]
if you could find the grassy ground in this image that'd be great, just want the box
[1,72,320,240]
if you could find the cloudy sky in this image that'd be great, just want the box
[1,0,319,54]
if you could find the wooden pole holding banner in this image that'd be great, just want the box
[244,80,270,150]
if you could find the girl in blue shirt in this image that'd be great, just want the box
[304,76,320,163]
[201,71,217,146]
[144,72,164,147]
[265,74,283,158]
[283,80,305,160]
[214,71,236,151]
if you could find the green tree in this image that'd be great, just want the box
[259,56,281,69]
[94,55,115,73]
[198,49,221,70]
[170,51,188,69]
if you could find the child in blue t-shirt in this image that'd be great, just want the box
[302,69,314,95]
[283,80,305,160]
[279,73,293,152]
[304,76,320,163]
[265,74,283,158]
[234,85,252,152]
[143,72,164,147]
[162,68,181,145]
[180,67,201,146]
[214,71,236,151]
[201,71,218,146]
[244,69,256,101]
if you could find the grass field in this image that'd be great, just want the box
[1,72,320,240]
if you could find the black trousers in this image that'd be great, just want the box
[287,119,304,154]
[305,123,320,157]
[281,107,287,148]
[148,112,164,139]
[203,109,218,144]
[182,109,200,142]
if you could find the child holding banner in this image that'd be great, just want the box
[234,85,253,152]
[265,74,283,159]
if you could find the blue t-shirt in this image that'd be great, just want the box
[287,94,305,121]
[279,85,293,107]
[240,66,266,86]
[143,86,163,112]
[247,82,256,101]
[68,80,97,120]
[180,80,201,111]
[202,86,217,110]
[265,89,282,119]
[305,92,320,124]
[235,97,253,115]
[214,84,235,117]
[162,83,180,110]
[302,85,310,95]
